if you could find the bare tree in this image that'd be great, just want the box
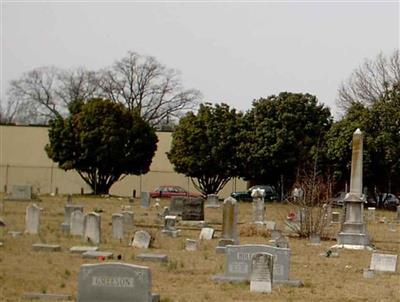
[98,51,201,125]
[337,49,400,111]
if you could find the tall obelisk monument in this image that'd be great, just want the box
[335,129,370,249]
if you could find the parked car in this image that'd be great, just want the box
[231,185,278,202]
[370,193,400,210]
[329,191,367,207]
[149,185,201,199]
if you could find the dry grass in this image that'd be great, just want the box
[0,195,399,302]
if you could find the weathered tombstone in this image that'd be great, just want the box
[61,204,84,233]
[250,252,273,293]
[25,203,41,234]
[70,210,85,236]
[367,207,376,221]
[84,212,101,244]
[77,262,158,302]
[216,197,239,253]
[309,234,321,245]
[140,192,150,209]
[185,239,197,251]
[336,129,370,249]
[161,215,180,237]
[112,214,124,240]
[370,253,397,272]
[206,194,220,208]
[323,203,332,224]
[251,188,265,224]
[331,212,340,223]
[182,197,204,221]
[121,211,134,229]
[9,185,32,200]
[199,227,214,240]
[169,196,185,215]
[212,244,300,286]
[132,230,152,249]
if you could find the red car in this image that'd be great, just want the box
[149,185,201,198]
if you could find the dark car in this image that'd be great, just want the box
[231,185,278,202]
[149,185,201,199]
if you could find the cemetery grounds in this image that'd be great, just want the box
[0,194,399,302]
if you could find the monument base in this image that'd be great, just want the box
[333,232,372,250]
[161,229,180,237]
[211,275,303,287]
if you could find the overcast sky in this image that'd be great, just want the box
[2,1,399,117]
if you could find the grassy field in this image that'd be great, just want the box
[0,195,399,302]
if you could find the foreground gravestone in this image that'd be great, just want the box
[250,252,273,293]
[84,212,101,244]
[77,262,158,302]
[206,194,220,208]
[370,253,397,272]
[9,185,32,200]
[112,214,124,240]
[169,197,186,215]
[25,204,41,234]
[132,230,151,249]
[199,227,214,240]
[212,244,301,286]
[70,210,85,236]
[141,192,150,209]
[216,197,239,253]
[182,197,204,221]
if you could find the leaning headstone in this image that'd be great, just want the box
[84,212,101,244]
[132,230,152,249]
[25,203,41,234]
[141,192,150,209]
[250,252,273,293]
[367,207,376,221]
[199,227,214,240]
[182,197,204,221]
[70,210,85,236]
[77,262,158,302]
[212,244,300,286]
[251,188,265,224]
[206,194,220,208]
[161,215,180,237]
[185,239,197,251]
[370,253,397,272]
[112,214,124,240]
[169,196,185,215]
[216,197,239,253]
[331,212,340,223]
[9,185,32,200]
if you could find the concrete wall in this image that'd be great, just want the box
[0,125,247,198]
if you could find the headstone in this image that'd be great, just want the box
[309,234,321,245]
[70,246,99,254]
[331,212,340,223]
[370,253,397,272]
[251,188,265,224]
[121,211,134,229]
[367,207,376,221]
[112,214,124,240]
[388,223,396,232]
[77,262,156,302]
[82,251,113,259]
[61,204,84,233]
[9,185,32,200]
[32,243,61,252]
[169,196,185,215]
[70,210,85,236]
[322,203,332,224]
[206,194,220,208]
[185,239,197,251]
[84,212,101,244]
[265,221,276,231]
[132,230,151,249]
[216,197,239,252]
[25,203,41,234]
[182,197,204,221]
[199,227,214,240]
[141,192,150,209]
[136,253,168,263]
[212,244,300,286]
[250,252,273,293]
[161,215,180,237]
[336,129,370,249]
